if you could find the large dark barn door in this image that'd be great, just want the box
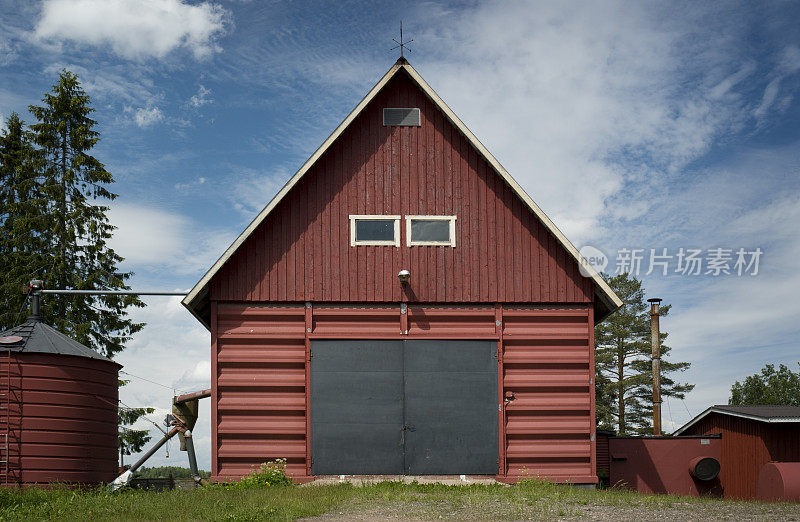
[309,340,404,474]
[402,340,498,474]
[310,340,498,475]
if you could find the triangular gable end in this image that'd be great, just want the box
[183,58,623,328]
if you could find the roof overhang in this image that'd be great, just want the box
[673,406,800,435]
[183,59,623,329]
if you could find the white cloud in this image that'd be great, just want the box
[407,2,756,244]
[133,106,163,127]
[43,62,161,110]
[0,35,15,66]
[596,143,800,427]
[174,177,206,191]
[108,202,237,275]
[227,166,291,216]
[34,0,229,60]
[188,85,213,107]
[116,296,212,469]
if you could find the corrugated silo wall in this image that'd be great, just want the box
[212,302,595,483]
[1,353,119,485]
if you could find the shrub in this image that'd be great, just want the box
[232,459,293,488]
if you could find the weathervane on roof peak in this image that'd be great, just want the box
[391,21,413,60]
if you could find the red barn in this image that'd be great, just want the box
[674,405,800,500]
[183,58,622,484]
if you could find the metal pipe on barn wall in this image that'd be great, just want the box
[648,297,663,435]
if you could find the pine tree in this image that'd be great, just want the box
[0,113,48,329]
[594,273,693,434]
[23,69,144,357]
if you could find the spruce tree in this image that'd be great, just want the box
[24,69,144,357]
[594,273,693,434]
[0,113,47,329]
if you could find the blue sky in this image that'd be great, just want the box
[2,1,800,470]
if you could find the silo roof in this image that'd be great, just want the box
[0,318,119,365]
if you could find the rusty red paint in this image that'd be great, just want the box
[609,436,723,497]
[757,462,800,502]
[209,72,594,305]
[679,412,800,500]
[0,352,119,485]
[211,303,594,484]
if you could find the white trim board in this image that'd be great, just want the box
[182,59,623,328]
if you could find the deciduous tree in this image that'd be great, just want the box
[729,363,800,406]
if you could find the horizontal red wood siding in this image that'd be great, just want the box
[210,71,593,305]
[212,303,594,484]
[502,306,595,483]
[0,353,119,485]
[682,413,800,500]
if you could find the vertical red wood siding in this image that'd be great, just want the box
[210,71,593,304]
[681,413,800,500]
[212,303,594,483]
[595,431,613,479]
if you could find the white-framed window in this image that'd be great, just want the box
[349,215,401,246]
[406,215,457,247]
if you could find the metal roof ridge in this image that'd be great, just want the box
[673,405,800,435]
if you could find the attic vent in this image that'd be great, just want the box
[383,108,421,126]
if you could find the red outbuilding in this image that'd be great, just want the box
[183,58,622,484]
[674,405,800,500]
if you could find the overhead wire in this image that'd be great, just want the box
[119,370,188,395]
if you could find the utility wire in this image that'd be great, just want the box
[120,370,187,394]
[680,398,693,418]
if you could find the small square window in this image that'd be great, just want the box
[406,216,456,247]
[349,215,400,246]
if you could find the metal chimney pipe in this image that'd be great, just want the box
[28,280,43,321]
[648,297,663,436]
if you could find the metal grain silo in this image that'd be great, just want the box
[0,309,120,486]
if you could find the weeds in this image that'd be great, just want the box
[0,478,794,521]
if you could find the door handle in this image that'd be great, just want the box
[403,425,416,432]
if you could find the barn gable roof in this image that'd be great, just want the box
[674,405,800,435]
[183,58,623,328]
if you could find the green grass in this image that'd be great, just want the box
[0,480,795,521]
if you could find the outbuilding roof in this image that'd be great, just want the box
[673,404,800,435]
[182,58,623,328]
[0,318,118,365]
